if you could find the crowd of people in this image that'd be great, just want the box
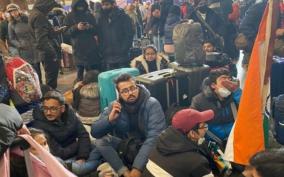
[0,0,270,89]
[1,0,284,177]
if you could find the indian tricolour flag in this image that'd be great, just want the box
[224,0,279,165]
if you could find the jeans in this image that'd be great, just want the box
[95,135,128,176]
[66,146,102,176]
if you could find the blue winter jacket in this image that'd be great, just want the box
[91,85,166,171]
[191,78,242,140]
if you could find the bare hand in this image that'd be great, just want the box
[222,79,240,92]
[18,124,31,135]
[276,28,284,37]
[108,101,121,123]
[129,169,141,177]
[77,22,87,30]
[75,159,86,164]
[54,26,68,33]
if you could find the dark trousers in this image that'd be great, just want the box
[76,64,100,81]
[43,59,60,89]
[101,61,129,71]
[32,63,42,84]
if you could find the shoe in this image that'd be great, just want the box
[97,162,118,177]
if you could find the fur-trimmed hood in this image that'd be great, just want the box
[79,83,99,99]
[130,54,169,73]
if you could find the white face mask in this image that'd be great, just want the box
[217,87,231,98]
[198,137,206,145]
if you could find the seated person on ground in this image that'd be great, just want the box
[130,45,169,74]
[72,70,100,124]
[203,40,237,77]
[190,69,241,143]
[91,73,166,177]
[29,127,67,166]
[30,91,100,176]
[143,108,215,177]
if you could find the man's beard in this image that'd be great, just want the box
[127,94,137,103]
[102,8,112,14]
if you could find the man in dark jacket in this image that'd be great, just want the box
[64,0,101,81]
[97,0,134,71]
[235,0,267,66]
[190,69,241,142]
[91,74,166,177]
[29,0,61,89]
[142,108,214,177]
[31,91,100,176]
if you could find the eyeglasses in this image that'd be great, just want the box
[120,86,138,95]
[42,106,62,113]
[198,123,208,130]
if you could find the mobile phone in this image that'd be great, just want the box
[59,26,68,30]
[222,80,239,92]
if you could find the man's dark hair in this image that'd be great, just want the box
[101,0,115,4]
[208,68,230,84]
[114,73,134,90]
[202,39,215,47]
[249,150,284,177]
[182,123,200,135]
[82,70,99,85]
[43,90,65,105]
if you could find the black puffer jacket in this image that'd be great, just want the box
[0,104,23,156]
[31,105,91,160]
[239,0,267,52]
[29,0,60,60]
[97,7,134,63]
[142,127,212,177]
[64,0,100,66]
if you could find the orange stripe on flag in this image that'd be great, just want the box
[225,0,279,165]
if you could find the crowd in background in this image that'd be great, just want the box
[0,0,269,89]
[1,0,284,177]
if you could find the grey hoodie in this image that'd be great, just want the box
[0,104,23,156]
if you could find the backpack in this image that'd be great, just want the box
[173,21,205,67]
[272,94,284,145]
[117,137,143,168]
[205,52,231,68]
[5,57,42,106]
